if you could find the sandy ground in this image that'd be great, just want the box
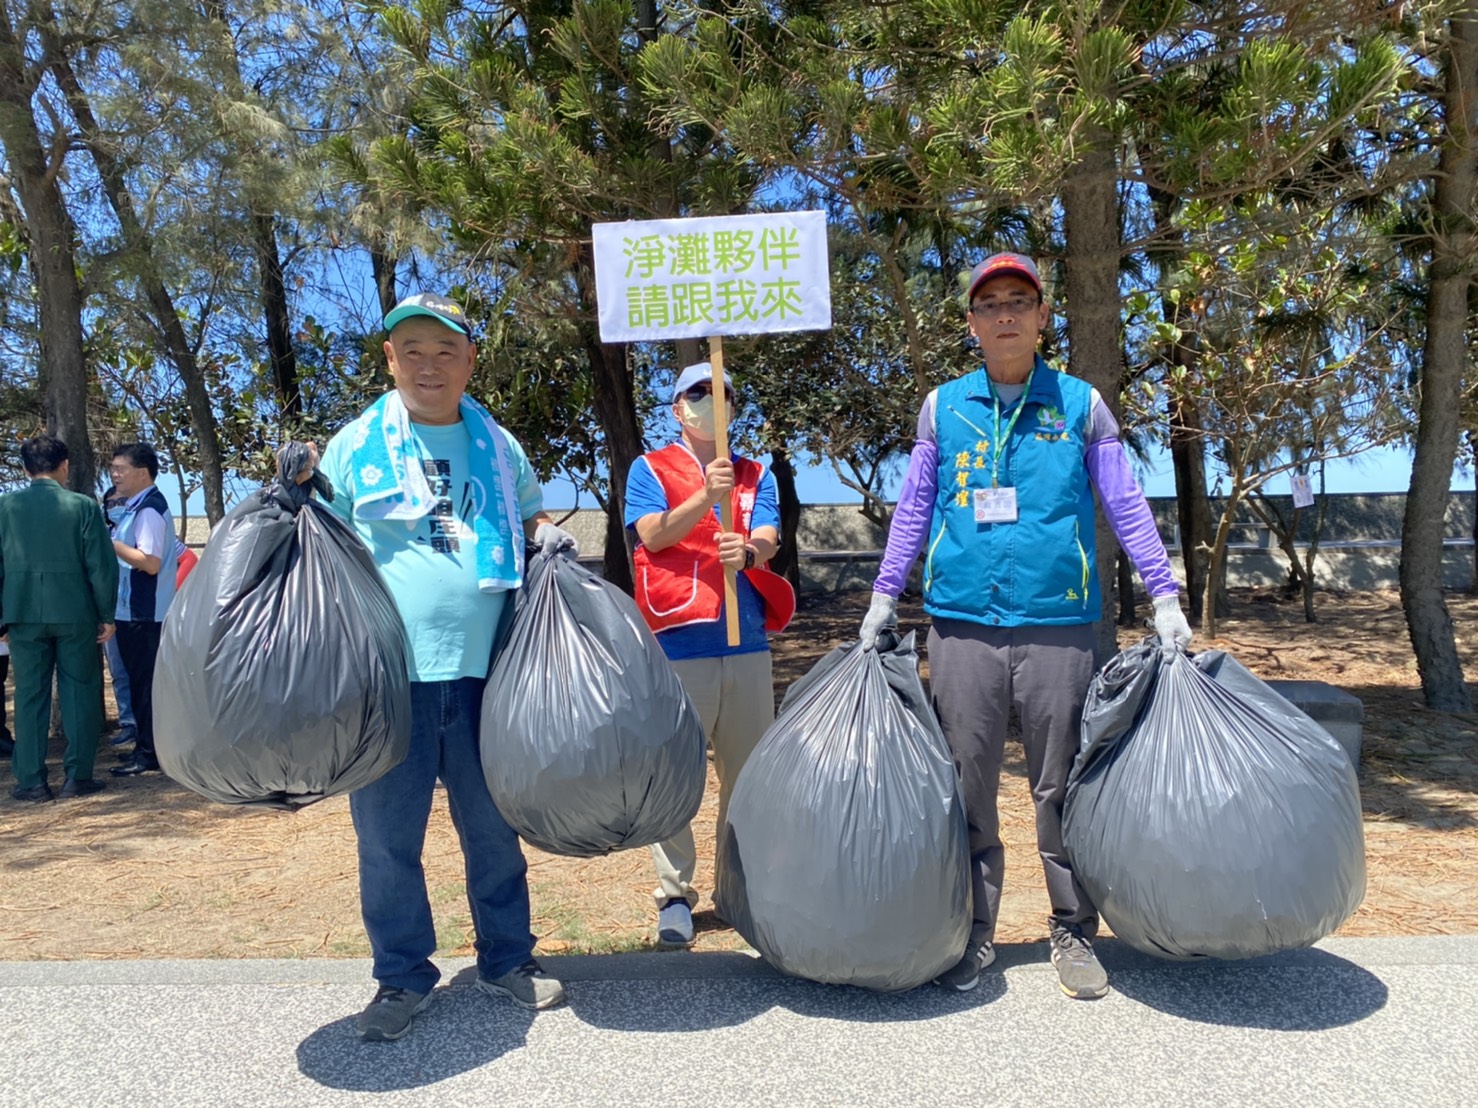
[1,588,1474,961]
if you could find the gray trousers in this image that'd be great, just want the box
[927,618,1098,943]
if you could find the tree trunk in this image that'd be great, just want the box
[583,330,641,594]
[1247,493,1317,621]
[1301,484,1332,623]
[1201,501,1238,640]
[370,246,398,318]
[576,244,642,593]
[878,232,932,400]
[769,446,803,591]
[1116,548,1136,627]
[1062,138,1123,664]
[674,338,704,372]
[1169,392,1214,620]
[174,464,190,546]
[254,210,300,420]
[0,13,94,493]
[1401,10,1477,712]
[50,51,227,522]
[1144,172,1214,622]
[1302,558,1317,623]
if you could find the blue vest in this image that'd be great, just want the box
[923,359,1100,627]
[114,486,177,622]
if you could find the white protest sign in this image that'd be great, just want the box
[1290,473,1315,509]
[592,211,831,342]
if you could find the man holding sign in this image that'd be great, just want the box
[593,210,822,946]
[627,362,795,947]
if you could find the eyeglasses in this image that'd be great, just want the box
[682,383,736,404]
[970,296,1040,318]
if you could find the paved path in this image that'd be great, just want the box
[4,936,1471,1107]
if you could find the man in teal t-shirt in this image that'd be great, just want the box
[320,419,543,683]
[308,292,578,1042]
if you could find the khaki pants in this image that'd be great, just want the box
[651,650,775,907]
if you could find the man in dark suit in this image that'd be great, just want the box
[0,435,118,801]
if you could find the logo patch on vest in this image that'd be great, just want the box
[1036,405,1070,442]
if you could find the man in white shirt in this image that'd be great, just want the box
[108,442,176,777]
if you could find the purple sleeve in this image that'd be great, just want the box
[1084,435,1179,599]
[873,438,938,597]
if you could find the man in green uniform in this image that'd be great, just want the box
[0,435,118,801]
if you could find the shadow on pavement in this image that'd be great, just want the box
[1108,947,1389,1030]
[565,967,1008,1033]
[566,977,778,1032]
[295,983,534,1091]
[774,971,1008,1022]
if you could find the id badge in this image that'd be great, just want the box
[974,486,1018,523]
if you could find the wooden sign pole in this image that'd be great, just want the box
[709,335,742,647]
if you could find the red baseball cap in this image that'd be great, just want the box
[966,253,1043,302]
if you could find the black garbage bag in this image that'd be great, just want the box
[714,633,970,991]
[480,549,706,857]
[1061,639,1366,960]
[154,445,412,808]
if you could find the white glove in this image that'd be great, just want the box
[859,592,898,651]
[1153,594,1193,652]
[533,522,580,559]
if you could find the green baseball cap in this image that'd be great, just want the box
[383,293,472,337]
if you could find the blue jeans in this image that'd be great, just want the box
[350,676,535,993]
[104,636,135,731]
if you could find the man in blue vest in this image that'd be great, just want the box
[860,253,1192,999]
[109,442,176,777]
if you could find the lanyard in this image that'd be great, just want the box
[988,366,1034,488]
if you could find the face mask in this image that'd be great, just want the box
[678,396,718,440]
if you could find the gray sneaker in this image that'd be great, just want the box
[476,960,566,1011]
[1049,922,1109,999]
[933,939,997,992]
[357,985,432,1041]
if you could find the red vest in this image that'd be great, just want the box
[175,547,198,591]
[632,443,797,635]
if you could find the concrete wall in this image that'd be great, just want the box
[180,491,1477,594]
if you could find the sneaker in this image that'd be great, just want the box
[934,939,997,992]
[476,960,566,1011]
[356,985,432,1041]
[109,729,137,749]
[1049,922,1109,999]
[656,897,695,947]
